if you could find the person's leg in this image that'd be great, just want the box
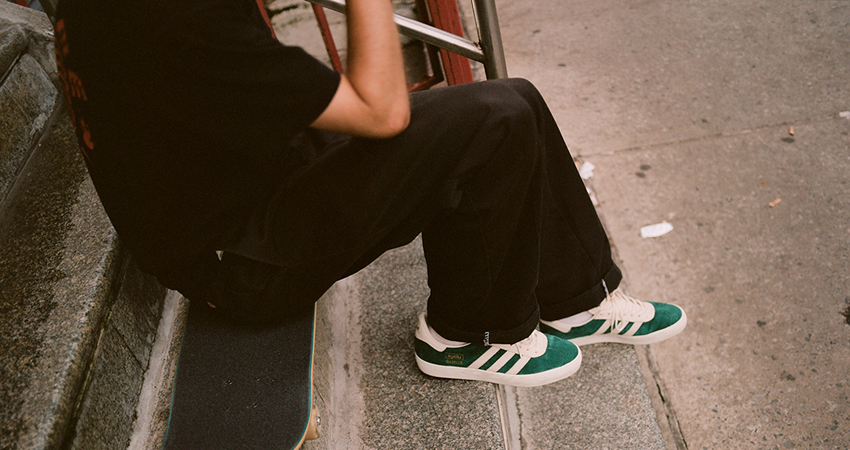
[162,77,683,351]
[194,78,622,332]
[420,78,622,345]
[533,153,687,347]
[208,79,549,342]
[193,78,585,387]
[464,80,687,347]
[462,78,624,322]
[419,79,545,346]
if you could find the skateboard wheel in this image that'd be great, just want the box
[304,406,322,441]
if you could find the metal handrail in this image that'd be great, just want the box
[471,0,507,79]
[305,0,508,79]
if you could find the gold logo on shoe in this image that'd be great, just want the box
[445,353,464,365]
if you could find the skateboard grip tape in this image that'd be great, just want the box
[163,301,314,449]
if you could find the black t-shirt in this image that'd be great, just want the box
[54,0,341,275]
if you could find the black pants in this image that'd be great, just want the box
[165,78,621,345]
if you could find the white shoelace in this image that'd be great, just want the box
[493,329,547,358]
[594,281,654,333]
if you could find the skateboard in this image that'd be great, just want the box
[162,300,321,450]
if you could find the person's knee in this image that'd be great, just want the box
[481,78,542,121]
[502,77,541,97]
[484,79,543,143]
[406,78,547,159]
[491,78,545,109]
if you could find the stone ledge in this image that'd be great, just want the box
[0,105,168,450]
[0,22,28,74]
[1,1,59,205]
[0,49,57,200]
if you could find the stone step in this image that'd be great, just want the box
[305,238,666,449]
[0,104,168,450]
[0,1,57,204]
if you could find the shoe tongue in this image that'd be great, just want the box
[515,331,547,357]
[591,298,617,315]
[604,294,654,322]
[592,296,636,319]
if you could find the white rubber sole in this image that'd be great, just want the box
[415,350,582,388]
[566,308,688,347]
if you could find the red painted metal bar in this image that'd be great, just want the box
[254,0,277,38]
[402,0,445,91]
[310,4,345,74]
[422,0,473,85]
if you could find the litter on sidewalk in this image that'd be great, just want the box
[587,187,599,206]
[578,161,595,180]
[640,221,674,238]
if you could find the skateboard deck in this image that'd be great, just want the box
[163,300,320,450]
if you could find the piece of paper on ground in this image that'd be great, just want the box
[640,221,674,238]
[579,161,595,180]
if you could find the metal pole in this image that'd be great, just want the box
[473,0,508,79]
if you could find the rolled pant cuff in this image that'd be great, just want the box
[538,264,623,321]
[427,305,541,346]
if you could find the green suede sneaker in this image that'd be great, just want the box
[414,313,581,387]
[540,289,687,346]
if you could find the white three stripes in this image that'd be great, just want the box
[596,319,643,336]
[467,347,532,374]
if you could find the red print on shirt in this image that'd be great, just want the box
[55,19,95,159]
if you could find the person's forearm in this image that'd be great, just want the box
[344,0,410,132]
[308,0,410,137]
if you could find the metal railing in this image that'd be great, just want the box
[306,0,508,80]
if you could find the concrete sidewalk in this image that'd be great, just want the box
[301,238,664,450]
[494,0,850,448]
